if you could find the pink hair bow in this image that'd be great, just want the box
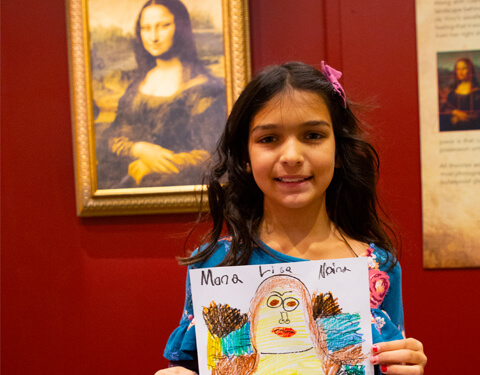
[321,61,347,108]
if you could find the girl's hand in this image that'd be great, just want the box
[370,338,427,374]
[154,366,197,375]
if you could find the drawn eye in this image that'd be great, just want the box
[283,297,299,311]
[267,295,282,308]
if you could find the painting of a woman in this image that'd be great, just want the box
[96,0,227,188]
[439,57,480,132]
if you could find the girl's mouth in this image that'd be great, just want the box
[275,176,312,183]
[272,327,297,337]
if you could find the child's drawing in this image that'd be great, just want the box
[190,258,373,375]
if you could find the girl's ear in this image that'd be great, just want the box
[245,162,252,173]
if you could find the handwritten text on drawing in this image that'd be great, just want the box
[318,262,351,279]
[200,269,243,286]
[258,265,293,277]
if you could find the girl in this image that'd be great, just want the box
[156,62,427,374]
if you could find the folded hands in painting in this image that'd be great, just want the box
[370,338,427,374]
[129,141,209,184]
[451,109,476,124]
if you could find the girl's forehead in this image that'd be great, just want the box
[265,89,326,108]
[250,89,331,128]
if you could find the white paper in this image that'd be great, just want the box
[190,257,373,375]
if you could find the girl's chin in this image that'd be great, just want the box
[267,196,325,211]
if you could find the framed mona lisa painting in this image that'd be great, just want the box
[66,0,251,216]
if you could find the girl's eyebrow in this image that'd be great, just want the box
[250,120,331,134]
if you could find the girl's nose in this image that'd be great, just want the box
[279,139,304,166]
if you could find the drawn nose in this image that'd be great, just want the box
[279,311,290,324]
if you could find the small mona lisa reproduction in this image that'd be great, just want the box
[438,50,480,132]
[90,0,228,188]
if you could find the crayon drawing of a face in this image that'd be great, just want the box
[250,275,321,355]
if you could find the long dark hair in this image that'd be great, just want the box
[181,61,397,266]
[132,0,206,77]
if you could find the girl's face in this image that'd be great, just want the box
[140,5,176,57]
[456,61,469,81]
[248,90,336,212]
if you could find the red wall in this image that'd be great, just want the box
[2,0,479,373]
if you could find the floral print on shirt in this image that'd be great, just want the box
[363,246,391,309]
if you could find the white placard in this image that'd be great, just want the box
[416,0,480,268]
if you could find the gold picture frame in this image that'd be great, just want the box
[66,0,251,216]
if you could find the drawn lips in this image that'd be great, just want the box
[272,327,297,337]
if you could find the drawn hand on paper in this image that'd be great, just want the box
[202,275,367,375]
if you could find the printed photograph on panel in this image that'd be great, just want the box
[89,0,227,189]
[438,50,480,132]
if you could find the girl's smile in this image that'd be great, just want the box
[275,175,312,184]
[273,175,313,194]
[248,90,336,213]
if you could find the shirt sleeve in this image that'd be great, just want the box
[371,258,405,344]
[163,266,198,362]
[381,262,405,335]
[163,241,230,363]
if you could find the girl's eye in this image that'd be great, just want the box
[258,136,277,144]
[267,295,282,308]
[305,132,324,140]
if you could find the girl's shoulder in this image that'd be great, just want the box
[189,236,234,269]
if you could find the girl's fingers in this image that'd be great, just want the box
[373,338,424,353]
[154,367,197,375]
[371,348,425,365]
[379,363,424,375]
[371,338,427,373]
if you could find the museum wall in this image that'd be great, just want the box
[2,0,479,373]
